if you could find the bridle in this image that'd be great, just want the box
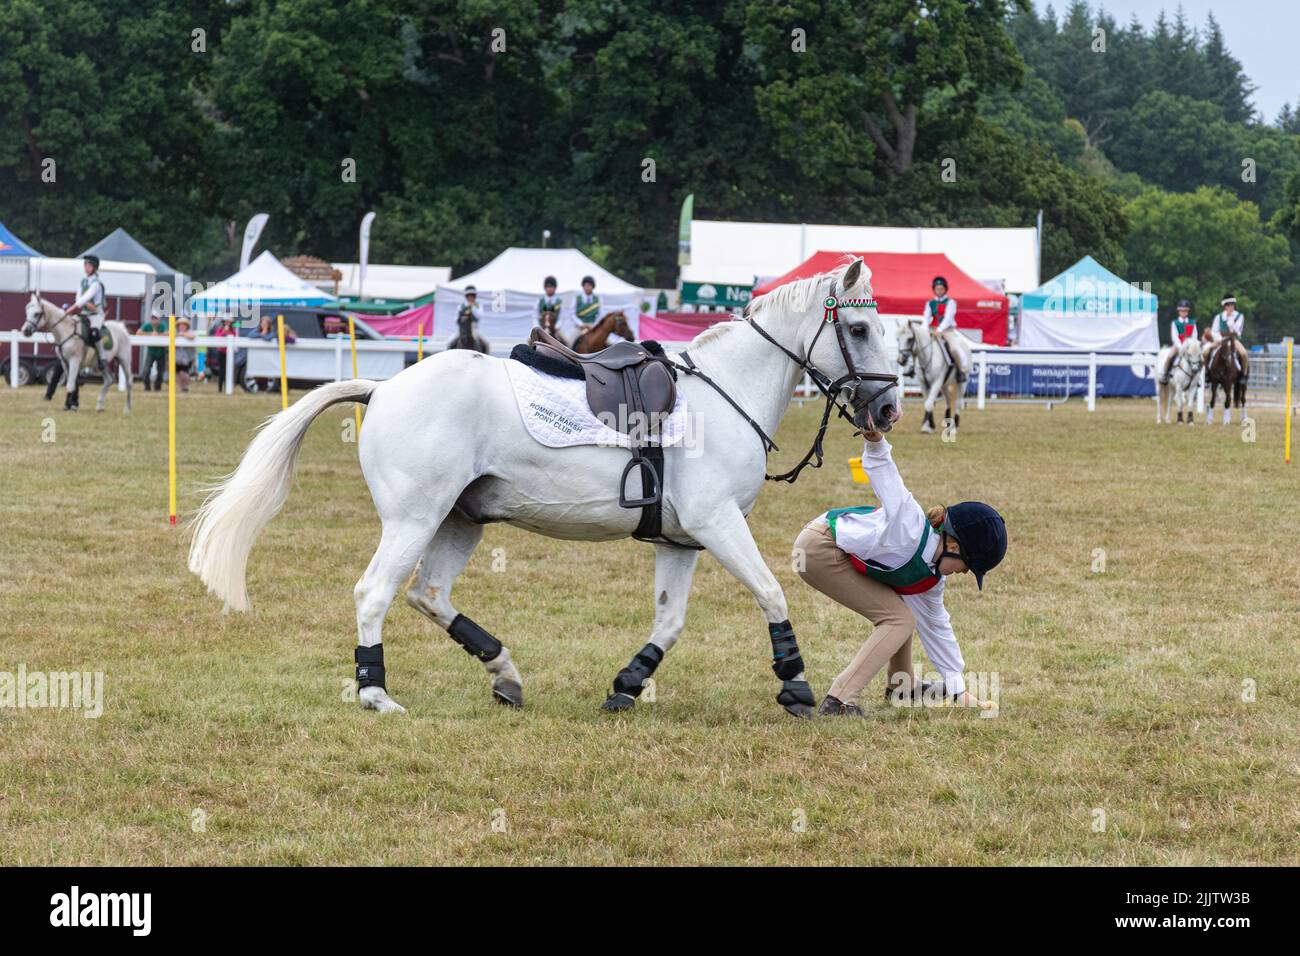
[23,303,80,354]
[1173,346,1202,383]
[671,287,899,485]
[897,321,934,377]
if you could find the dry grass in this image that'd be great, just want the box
[1,382,1297,865]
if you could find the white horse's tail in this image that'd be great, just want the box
[188,379,379,612]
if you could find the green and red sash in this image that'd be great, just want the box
[826,506,940,594]
[1174,317,1196,341]
[927,297,949,329]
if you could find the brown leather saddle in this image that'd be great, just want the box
[528,328,676,427]
[524,328,687,545]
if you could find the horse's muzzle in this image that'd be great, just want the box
[855,401,901,433]
[843,382,900,433]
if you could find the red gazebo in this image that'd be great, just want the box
[752,251,1009,345]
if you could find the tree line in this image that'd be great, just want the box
[2,0,1297,340]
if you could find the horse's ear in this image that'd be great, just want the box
[838,259,862,294]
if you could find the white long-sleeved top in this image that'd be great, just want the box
[1209,310,1243,340]
[71,275,106,315]
[922,297,957,334]
[819,438,967,694]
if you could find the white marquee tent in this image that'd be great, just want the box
[680,219,1041,295]
[434,247,645,344]
[189,250,333,316]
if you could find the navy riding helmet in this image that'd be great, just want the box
[940,502,1007,590]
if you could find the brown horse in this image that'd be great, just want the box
[447,312,490,354]
[535,309,566,345]
[573,310,634,353]
[1203,332,1248,425]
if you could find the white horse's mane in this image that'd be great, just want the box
[689,260,873,350]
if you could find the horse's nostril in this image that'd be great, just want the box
[880,404,899,423]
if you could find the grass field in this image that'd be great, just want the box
[2,381,1297,866]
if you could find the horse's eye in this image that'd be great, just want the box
[849,324,867,338]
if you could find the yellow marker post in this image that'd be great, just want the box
[168,315,177,526]
[348,315,362,434]
[276,314,289,411]
[1285,337,1293,465]
[417,319,424,362]
[848,457,871,484]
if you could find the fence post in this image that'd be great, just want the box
[168,317,177,526]
[977,351,987,410]
[1087,353,1097,412]
[1285,337,1294,465]
[9,332,19,388]
[225,336,235,395]
[348,316,362,434]
[276,314,289,411]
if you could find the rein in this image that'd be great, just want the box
[1173,352,1202,382]
[672,292,898,485]
[26,308,82,355]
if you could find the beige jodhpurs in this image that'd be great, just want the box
[794,519,916,704]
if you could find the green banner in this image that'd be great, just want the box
[680,281,752,308]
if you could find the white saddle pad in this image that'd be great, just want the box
[504,360,689,449]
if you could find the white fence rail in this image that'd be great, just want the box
[9,332,1293,414]
[4,330,436,394]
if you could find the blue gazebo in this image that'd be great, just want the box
[0,222,41,258]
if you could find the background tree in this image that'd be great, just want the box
[748,0,1028,177]
[0,0,228,272]
[1123,185,1291,342]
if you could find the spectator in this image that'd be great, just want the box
[207,316,237,389]
[139,308,168,391]
[174,316,197,392]
[249,315,295,392]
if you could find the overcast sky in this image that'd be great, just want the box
[1049,0,1297,121]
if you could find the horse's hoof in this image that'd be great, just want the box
[601,692,636,713]
[492,679,524,709]
[359,686,407,714]
[777,680,816,718]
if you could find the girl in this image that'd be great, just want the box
[793,428,1006,716]
[922,275,968,382]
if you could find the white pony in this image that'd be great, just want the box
[1156,336,1203,425]
[896,319,969,433]
[188,260,901,718]
[22,295,133,413]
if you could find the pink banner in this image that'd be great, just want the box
[347,302,436,339]
[638,311,731,343]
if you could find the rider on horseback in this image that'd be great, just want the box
[1204,294,1247,373]
[574,276,601,330]
[62,255,109,373]
[1158,298,1198,384]
[537,275,563,318]
[923,276,968,383]
[458,285,482,324]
